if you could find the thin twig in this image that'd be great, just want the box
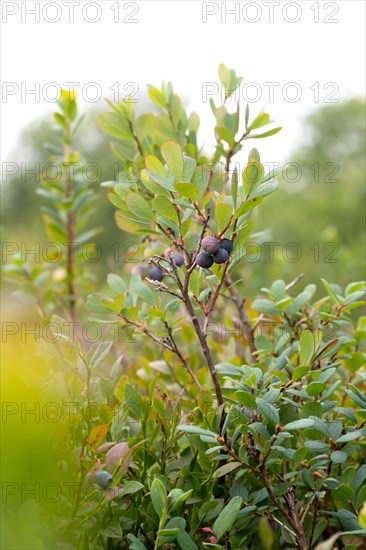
[285,272,305,291]
[127,117,144,156]
[117,313,201,390]
[165,322,203,390]
[301,493,317,524]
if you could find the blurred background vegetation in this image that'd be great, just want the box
[2,98,365,298]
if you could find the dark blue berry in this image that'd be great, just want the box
[172,253,184,267]
[220,239,233,255]
[196,252,214,268]
[148,267,164,281]
[213,248,229,264]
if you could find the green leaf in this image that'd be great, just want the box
[321,278,341,304]
[299,330,315,365]
[345,388,366,409]
[182,156,197,183]
[127,534,148,550]
[293,366,311,382]
[213,496,242,541]
[215,203,232,233]
[248,113,270,131]
[283,419,314,431]
[257,398,279,425]
[125,193,155,221]
[302,402,323,418]
[337,510,364,532]
[231,169,238,208]
[217,63,242,100]
[245,104,250,128]
[98,112,131,142]
[177,425,217,438]
[192,166,209,198]
[356,487,366,510]
[312,520,327,543]
[248,148,260,162]
[336,431,363,443]
[306,382,325,396]
[305,440,328,452]
[150,478,167,519]
[332,484,354,501]
[134,282,156,307]
[174,521,199,550]
[242,161,264,195]
[124,384,143,419]
[168,489,194,513]
[89,341,113,370]
[161,141,183,180]
[174,182,198,200]
[213,462,242,478]
[115,210,150,234]
[141,168,172,195]
[59,89,77,120]
[157,528,180,536]
[233,196,263,221]
[250,179,278,199]
[148,86,166,107]
[251,299,278,315]
[120,481,144,497]
[250,127,282,139]
[236,391,256,409]
[216,126,235,147]
[218,63,230,87]
[107,273,127,294]
[43,218,67,241]
[188,112,200,132]
[331,450,348,463]
[286,290,312,315]
[145,155,167,179]
[152,196,179,223]
[216,363,242,376]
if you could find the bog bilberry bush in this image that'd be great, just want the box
[5,65,365,549]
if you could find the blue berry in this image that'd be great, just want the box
[201,236,220,255]
[220,239,233,255]
[196,252,214,268]
[172,253,184,267]
[148,267,164,281]
[213,248,229,264]
[95,471,113,489]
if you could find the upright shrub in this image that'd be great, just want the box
[4,65,365,550]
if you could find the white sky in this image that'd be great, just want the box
[1,0,365,169]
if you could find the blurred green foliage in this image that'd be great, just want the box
[254,99,365,292]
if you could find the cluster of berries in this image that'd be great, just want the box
[132,238,233,280]
[196,236,233,268]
